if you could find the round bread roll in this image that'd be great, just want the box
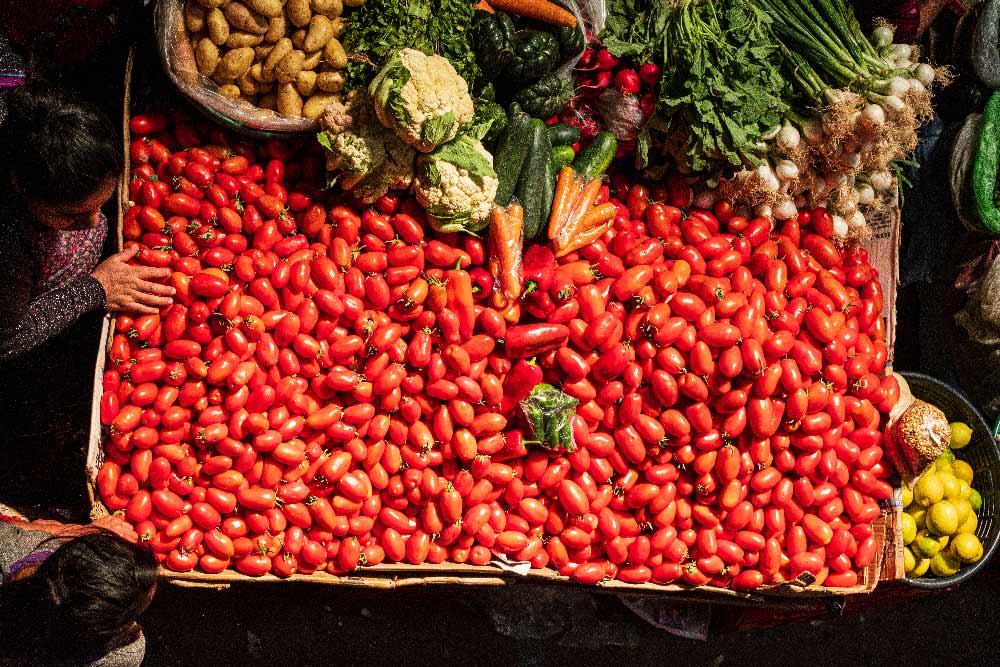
[887,399,951,483]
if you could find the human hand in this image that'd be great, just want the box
[91,246,174,314]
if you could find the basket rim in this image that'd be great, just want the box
[897,372,1000,589]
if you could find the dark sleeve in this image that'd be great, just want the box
[0,520,51,576]
[0,275,107,363]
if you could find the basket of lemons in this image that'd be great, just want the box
[899,372,999,589]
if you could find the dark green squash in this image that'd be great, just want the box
[557,25,585,62]
[471,11,516,82]
[508,30,561,82]
[513,73,573,120]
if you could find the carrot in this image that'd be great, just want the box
[475,0,495,12]
[577,202,616,230]
[554,220,613,258]
[567,177,603,226]
[489,204,525,301]
[548,166,579,239]
[486,0,577,28]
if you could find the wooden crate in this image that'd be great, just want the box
[86,49,901,599]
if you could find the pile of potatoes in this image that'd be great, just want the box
[184,0,365,119]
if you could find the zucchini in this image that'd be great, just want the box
[546,123,580,147]
[493,107,533,207]
[551,145,575,172]
[973,90,1000,235]
[517,118,555,240]
[574,131,617,181]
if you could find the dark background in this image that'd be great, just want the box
[2,1,1000,665]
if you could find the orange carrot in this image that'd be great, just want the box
[577,202,616,230]
[486,0,577,28]
[475,0,495,12]
[489,204,525,301]
[548,166,579,239]
[568,178,602,224]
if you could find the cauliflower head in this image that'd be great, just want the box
[415,134,498,233]
[369,49,475,153]
[351,134,417,205]
[318,90,416,197]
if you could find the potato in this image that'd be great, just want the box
[316,71,344,93]
[264,15,287,43]
[290,29,306,50]
[217,46,255,80]
[277,83,304,116]
[250,63,266,83]
[225,32,265,48]
[303,93,338,120]
[263,38,293,82]
[197,0,226,8]
[246,0,284,17]
[207,8,230,46]
[310,0,342,17]
[302,49,322,70]
[275,49,306,84]
[259,93,278,110]
[296,70,318,97]
[219,84,242,99]
[322,38,347,69]
[303,15,333,52]
[286,0,312,27]
[254,44,274,60]
[237,71,259,96]
[342,0,366,6]
[185,1,206,32]
[329,17,345,39]
[195,38,220,77]
[223,2,269,35]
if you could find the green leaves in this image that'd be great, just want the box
[600,0,672,61]
[430,134,496,184]
[422,111,457,147]
[657,0,789,173]
[316,131,333,152]
[343,0,480,91]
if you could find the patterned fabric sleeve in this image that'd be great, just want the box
[0,520,52,579]
[0,275,107,363]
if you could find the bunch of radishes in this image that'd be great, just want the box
[563,46,660,158]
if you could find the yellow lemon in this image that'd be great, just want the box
[951,498,972,528]
[913,531,946,558]
[951,534,983,564]
[901,512,917,544]
[903,546,917,573]
[950,422,973,449]
[910,507,927,530]
[927,501,960,536]
[901,485,913,508]
[969,488,982,513]
[958,513,978,536]
[939,474,962,499]
[911,557,931,577]
[952,460,974,485]
[958,480,972,500]
[940,449,957,464]
[914,474,944,507]
[930,551,962,577]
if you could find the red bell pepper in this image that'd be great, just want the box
[446,266,476,339]
[505,324,570,359]
[522,245,557,295]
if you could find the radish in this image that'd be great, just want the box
[596,49,619,71]
[614,69,641,95]
[638,63,661,86]
[639,93,656,117]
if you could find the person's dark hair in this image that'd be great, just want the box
[0,528,158,663]
[1,82,122,205]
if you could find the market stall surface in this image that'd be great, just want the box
[139,566,1000,666]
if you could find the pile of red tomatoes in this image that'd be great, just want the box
[97,110,897,589]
